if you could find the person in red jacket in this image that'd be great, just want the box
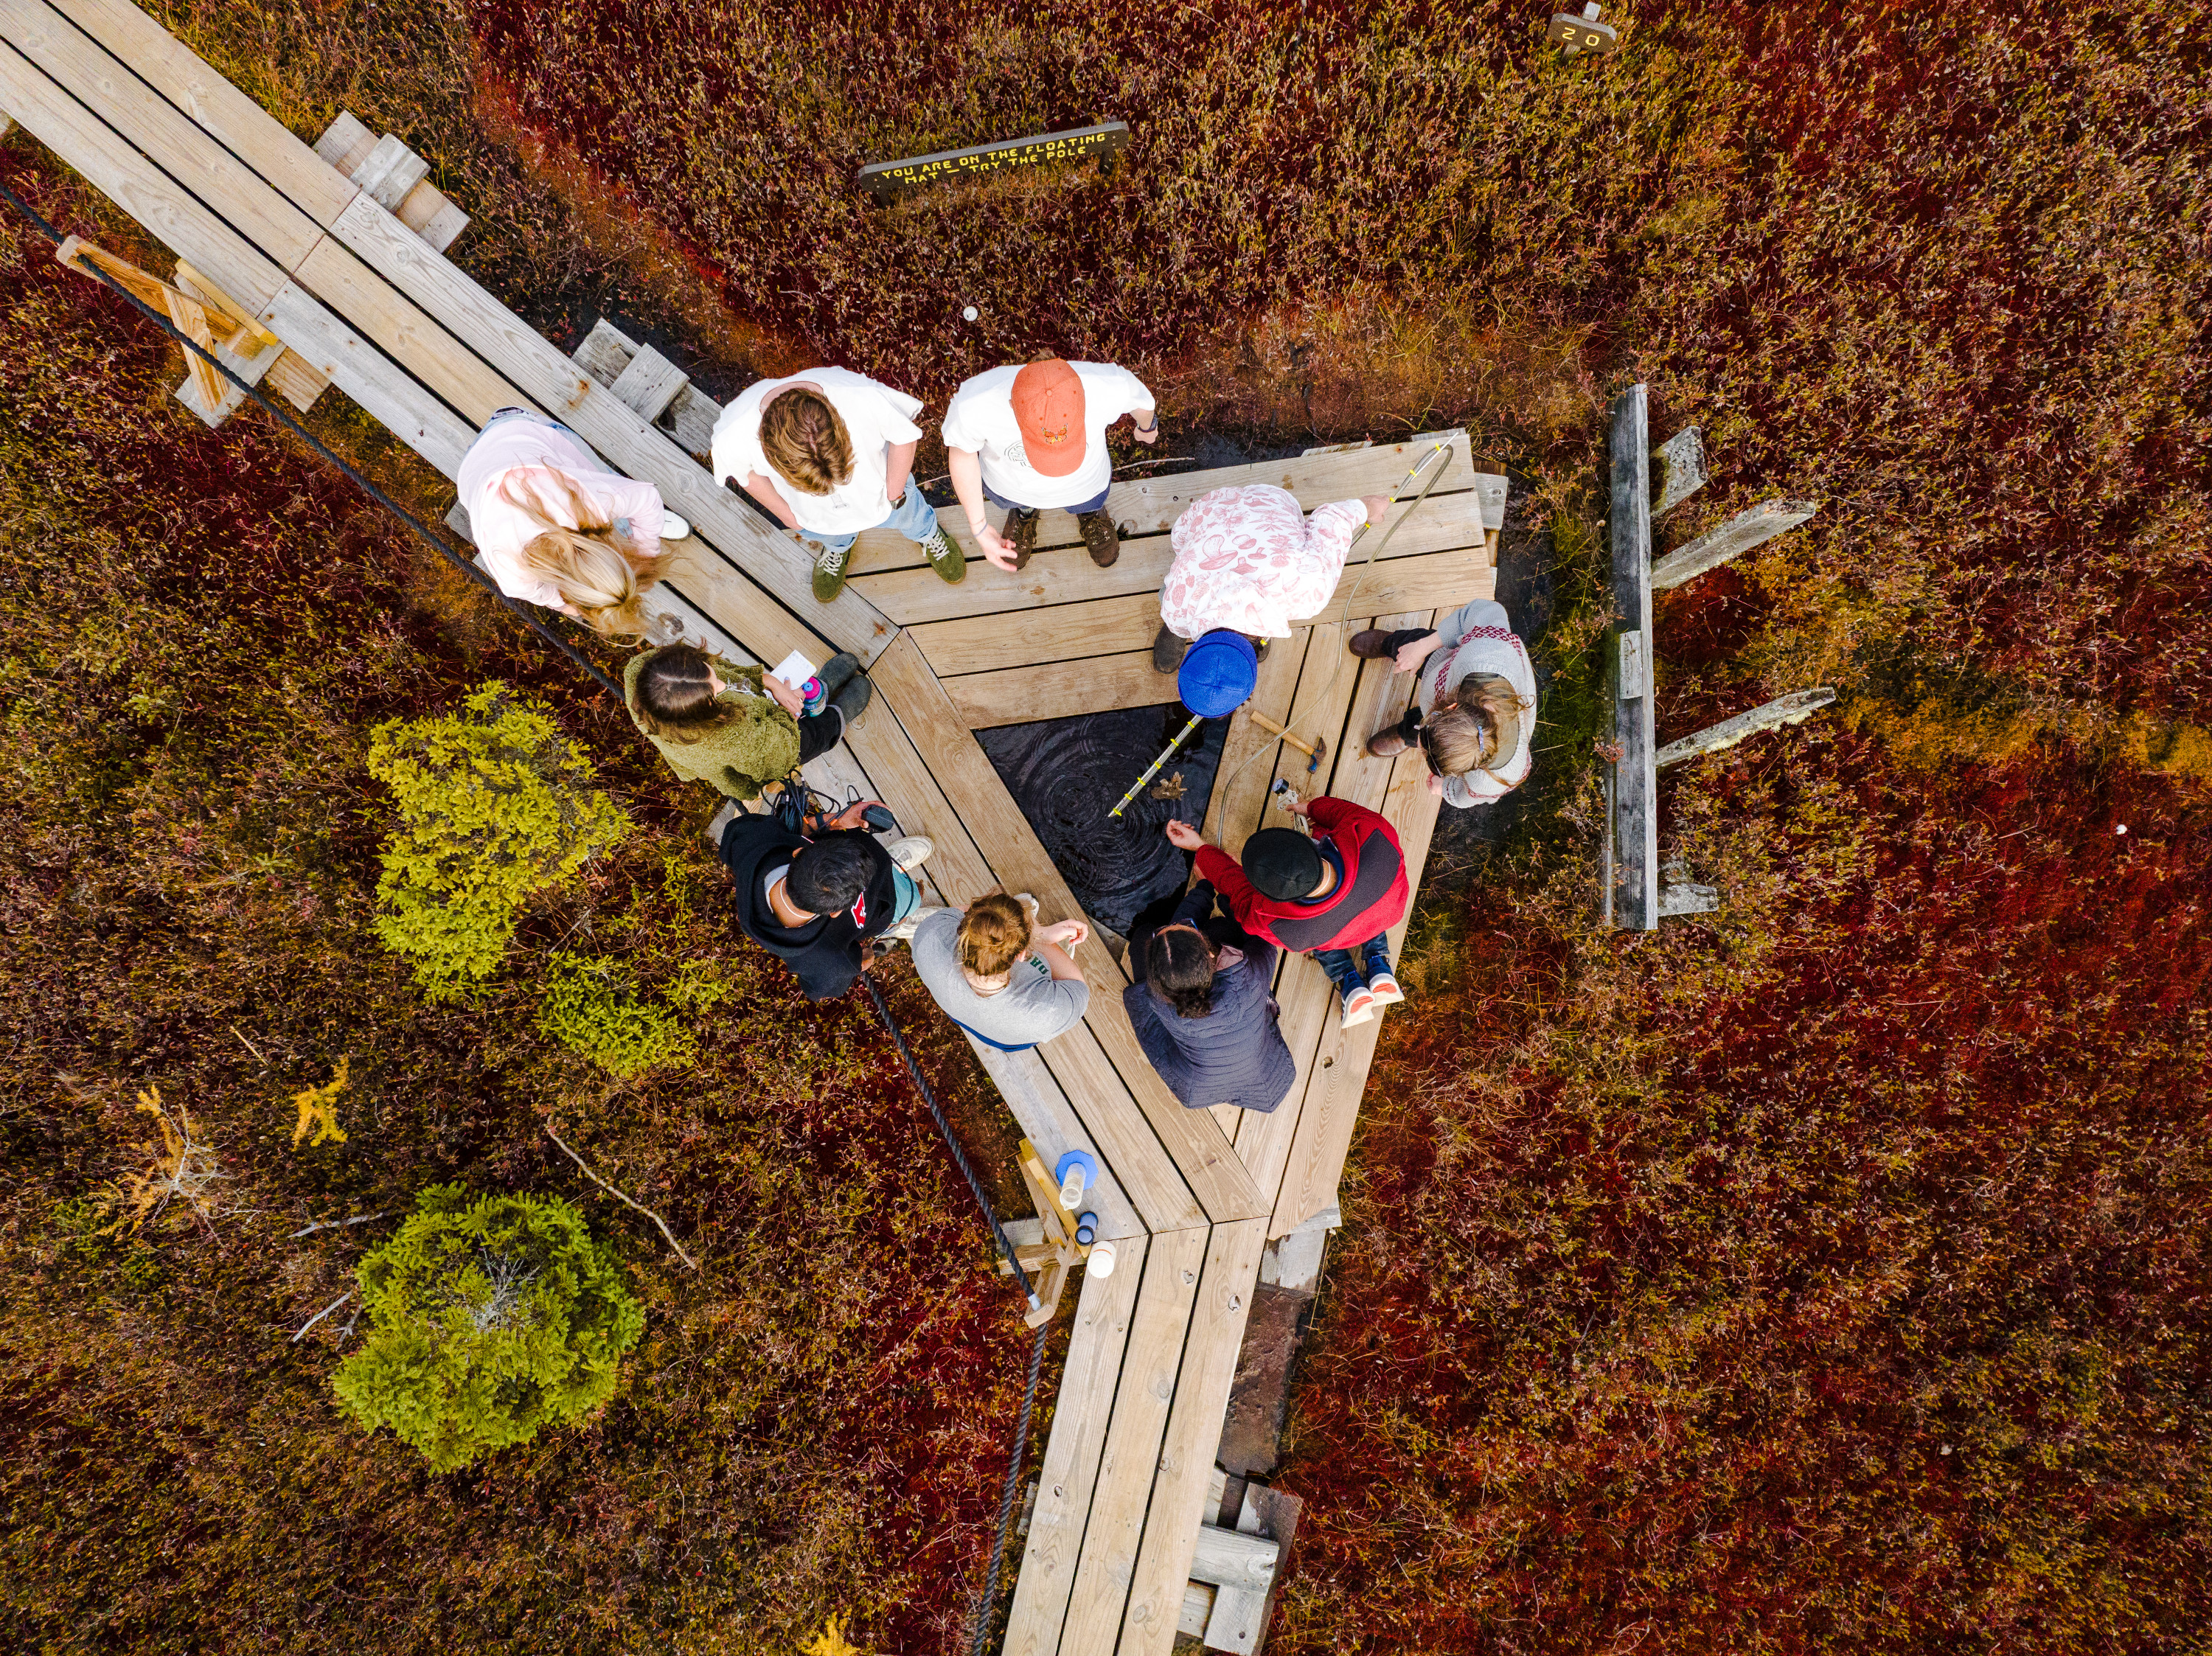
[1165,794,1408,1029]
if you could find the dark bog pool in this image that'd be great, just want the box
[977,704,1226,936]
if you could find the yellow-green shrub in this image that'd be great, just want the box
[536,953,698,1079]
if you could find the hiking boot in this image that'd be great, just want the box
[1366,970,1405,1009]
[1079,509,1121,568]
[809,538,852,603]
[831,673,873,728]
[886,835,934,872]
[818,652,860,700]
[1338,987,1378,1029]
[1152,626,1187,675]
[1366,726,1411,759]
[921,522,967,585]
[706,799,742,849]
[1004,507,1040,570]
[1349,629,1395,659]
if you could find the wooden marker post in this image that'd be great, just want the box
[995,1138,1093,1327]
[859,122,1130,201]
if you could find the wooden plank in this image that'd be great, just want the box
[349,133,425,210]
[1178,1583,1216,1640]
[944,651,1170,730]
[1233,617,1425,1218]
[907,546,1495,681]
[1649,496,1819,590]
[43,0,360,226]
[310,108,373,172]
[852,433,1493,583]
[1655,687,1837,768]
[965,1040,1145,1243]
[0,27,289,314]
[1265,695,1445,1238]
[397,182,468,254]
[1651,425,1706,519]
[1,0,324,274]
[1058,1226,1210,1656]
[1608,385,1658,931]
[1002,1234,1153,1656]
[1188,1525,1278,1590]
[1116,1216,1271,1656]
[324,194,894,666]
[908,549,1492,678]
[608,344,688,422]
[866,636,1256,1226]
[1200,626,1319,860]
[849,487,1498,628]
[291,236,517,423]
[258,277,473,477]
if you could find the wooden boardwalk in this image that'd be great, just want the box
[0,7,1505,1646]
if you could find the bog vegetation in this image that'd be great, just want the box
[2,0,2208,1652]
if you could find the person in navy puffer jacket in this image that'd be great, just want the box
[1123,881,1299,1113]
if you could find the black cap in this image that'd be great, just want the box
[1242,827,1324,900]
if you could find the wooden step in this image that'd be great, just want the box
[313,111,469,253]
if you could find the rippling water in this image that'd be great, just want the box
[977,703,1227,935]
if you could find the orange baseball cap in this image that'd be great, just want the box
[1012,358,1085,477]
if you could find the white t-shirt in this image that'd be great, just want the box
[456,418,664,608]
[711,366,924,535]
[939,361,1154,509]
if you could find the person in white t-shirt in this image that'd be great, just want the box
[1351,598,1537,807]
[941,358,1158,571]
[710,366,965,602]
[456,408,689,637]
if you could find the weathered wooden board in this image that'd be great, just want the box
[943,652,1173,730]
[41,0,358,226]
[1608,384,1658,930]
[1002,1234,1154,1656]
[1649,496,1819,590]
[259,279,475,477]
[1116,1216,1271,1656]
[908,549,1491,678]
[859,120,1130,200]
[2,0,324,274]
[1056,1225,1211,1656]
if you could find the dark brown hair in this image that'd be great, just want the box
[630,644,737,744]
[1146,924,1219,1019]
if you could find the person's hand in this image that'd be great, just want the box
[1394,631,1440,674]
[975,522,1020,572]
[1285,794,1315,818]
[761,672,805,717]
[830,799,886,832]
[1038,918,1090,950]
[1165,819,1205,851]
[1132,417,1161,447]
[1361,494,1392,527]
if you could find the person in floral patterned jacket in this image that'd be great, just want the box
[1152,484,1391,672]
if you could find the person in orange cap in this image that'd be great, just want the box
[942,355,1159,571]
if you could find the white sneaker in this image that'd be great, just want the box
[705,800,742,849]
[1014,891,1040,925]
[1338,987,1377,1029]
[887,835,934,873]
[882,904,947,943]
[1366,970,1404,1009]
[659,509,692,541]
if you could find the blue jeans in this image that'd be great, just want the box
[807,483,941,556]
[889,866,920,925]
[982,476,1113,516]
[1313,934,1393,1001]
[483,407,583,443]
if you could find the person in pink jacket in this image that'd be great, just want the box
[1152,484,1390,672]
[456,409,687,637]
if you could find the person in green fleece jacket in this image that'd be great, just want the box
[625,642,872,800]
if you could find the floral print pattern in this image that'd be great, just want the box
[1158,484,1367,639]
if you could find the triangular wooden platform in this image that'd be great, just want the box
[0,5,1506,1647]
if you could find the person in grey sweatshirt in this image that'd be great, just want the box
[1123,882,1298,1113]
[1352,596,1537,807]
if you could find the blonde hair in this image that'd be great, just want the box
[1422,672,1534,777]
[956,890,1033,981]
[497,471,675,639]
[759,388,854,496]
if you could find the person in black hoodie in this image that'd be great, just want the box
[1122,880,1298,1113]
[708,799,938,1001]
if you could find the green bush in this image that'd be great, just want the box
[331,1184,645,1472]
[365,683,629,1000]
[536,953,698,1078]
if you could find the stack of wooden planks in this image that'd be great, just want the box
[0,8,1509,1648]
